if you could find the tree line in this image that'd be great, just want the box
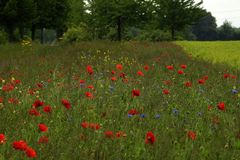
[191,12,240,41]
[0,0,239,43]
[0,0,69,43]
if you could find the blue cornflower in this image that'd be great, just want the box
[172,108,179,116]
[140,114,145,118]
[109,86,115,92]
[197,111,203,117]
[80,83,85,87]
[155,114,161,119]
[232,89,238,94]
[128,114,133,118]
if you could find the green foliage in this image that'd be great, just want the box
[0,0,18,24]
[123,27,142,40]
[88,0,149,40]
[235,28,240,39]
[154,0,204,39]
[63,25,90,43]
[192,11,217,41]
[138,30,172,41]
[182,26,197,40]
[35,0,59,28]
[105,27,118,40]
[0,28,8,44]
[35,0,70,32]
[1,0,240,42]
[68,0,85,26]
[217,21,235,40]
[0,0,37,41]
[17,0,37,27]
[0,0,70,42]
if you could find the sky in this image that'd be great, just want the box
[201,0,240,27]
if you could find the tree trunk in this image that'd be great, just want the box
[40,28,44,44]
[56,28,63,40]
[117,16,122,41]
[5,26,16,42]
[171,26,175,40]
[31,25,35,41]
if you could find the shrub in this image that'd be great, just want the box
[105,27,117,40]
[137,30,172,41]
[63,25,90,43]
[123,27,142,40]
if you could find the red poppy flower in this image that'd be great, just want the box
[132,89,140,97]
[163,89,170,95]
[79,80,85,84]
[86,65,94,75]
[178,70,184,74]
[38,123,48,132]
[12,140,28,150]
[116,132,122,138]
[230,75,237,79]
[29,108,41,116]
[104,131,114,139]
[8,98,19,104]
[128,109,139,115]
[217,102,225,111]
[38,136,49,144]
[2,84,14,92]
[137,71,144,76]
[89,123,95,129]
[208,105,213,110]
[145,131,155,144]
[116,64,123,70]
[187,131,196,140]
[116,131,125,138]
[144,65,149,71]
[87,85,94,89]
[111,70,116,75]
[198,79,205,84]
[180,64,187,69]
[203,76,209,80]
[86,92,93,98]
[111,77,117,81]
[28,89,36,95]
[95,124,101,130]
[25,147,37,158]
[0,134,6,144]
[184,81,192,87]
[37,83,43,88]
[0,97,3,103]
[119,72,126,78]
[13,79,21,84]
[81,121,89,128]
[166,65,174,70]
[32,100,44,108]
[61,99,71,109]
[224,74,230,79]
[43,106,52,113]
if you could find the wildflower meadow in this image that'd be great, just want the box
[0,41,240,159]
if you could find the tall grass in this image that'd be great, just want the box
[176,41,240,68]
